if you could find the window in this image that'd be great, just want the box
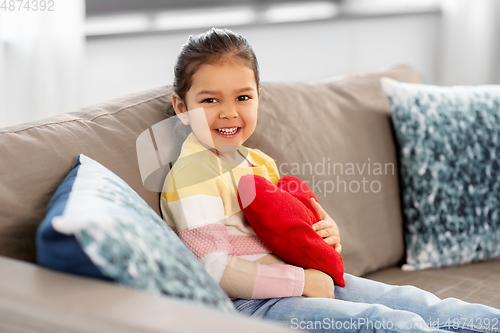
[85,0,342,37]
[85,0,332,16]
[85,0,441,38]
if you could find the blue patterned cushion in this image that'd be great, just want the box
[381,78,500,270]
[36,154,235,312]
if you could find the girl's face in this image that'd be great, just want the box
[173,58,260,152]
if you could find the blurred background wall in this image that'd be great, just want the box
[0,0,499,128]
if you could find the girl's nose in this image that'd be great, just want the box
[220,103,238,119]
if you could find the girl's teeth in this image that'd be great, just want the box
[218,127,238,134]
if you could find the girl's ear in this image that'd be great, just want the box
[171,92,190,125]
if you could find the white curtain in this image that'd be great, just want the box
[0,0,85,128]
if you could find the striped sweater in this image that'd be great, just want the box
[160,133,304,299]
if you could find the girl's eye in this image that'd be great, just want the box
[202,96,250,103]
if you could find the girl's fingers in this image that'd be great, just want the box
[310,198,342,251]
[322,235,339,244]
[323,236,342,252]
[313,219,338,233]
[315,225,335,237]
[312,220,327,231]
[316,228,330,238]
[310,197,327,219]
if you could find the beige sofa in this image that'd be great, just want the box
[0,65,498,332]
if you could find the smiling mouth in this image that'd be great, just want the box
[216,127,239,135]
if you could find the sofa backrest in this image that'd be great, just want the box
[0,65,419,276]
[0,87,175,263]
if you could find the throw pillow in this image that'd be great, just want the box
[381,77,500,270]
[237,174,345,287]
[36,154,235,312]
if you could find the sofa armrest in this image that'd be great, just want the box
[0,256,296,333]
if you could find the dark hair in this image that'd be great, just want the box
[173,27,260,102]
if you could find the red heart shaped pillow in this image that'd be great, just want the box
[237,174,345,287]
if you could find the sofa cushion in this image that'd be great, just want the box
[36,154,235,312]
[245,65,420,276]
[381,78,500,270]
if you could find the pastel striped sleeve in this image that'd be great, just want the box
[161,161,233,273]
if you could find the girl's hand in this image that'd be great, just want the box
[310,198,342,254]
[302,268,335,298]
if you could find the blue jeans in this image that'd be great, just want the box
[233,274,500,333]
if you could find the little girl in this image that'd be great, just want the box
[161,27,500,333]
